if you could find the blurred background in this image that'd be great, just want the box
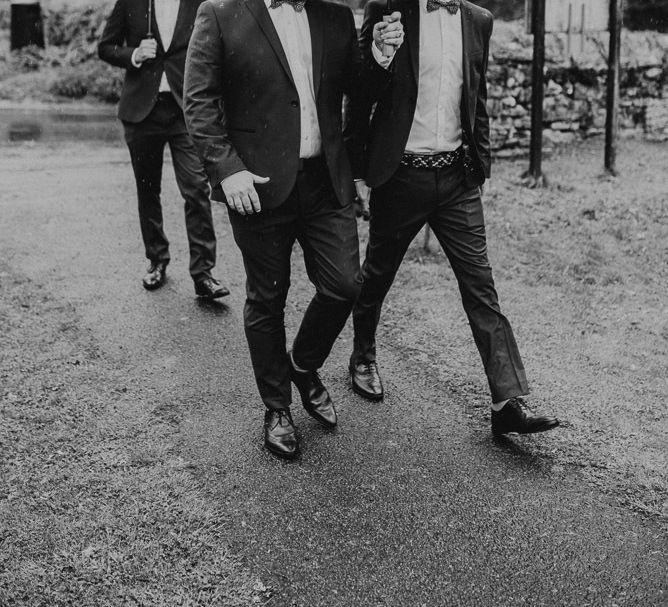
[2,0,666,149]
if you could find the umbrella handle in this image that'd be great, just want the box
[146,0,153,39]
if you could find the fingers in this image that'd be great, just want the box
[248,188,262,213]
[375,13,404,49]
[380,20,404,46]
[139,38,157,60]
[361,199,370,221]
[251,173,270,184]
[240,192,255,215]
[226,194,246,215]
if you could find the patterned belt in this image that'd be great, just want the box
[400,147,463,169]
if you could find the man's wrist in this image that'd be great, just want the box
[371,41,394,69]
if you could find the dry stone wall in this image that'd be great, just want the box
[487,22,668,155]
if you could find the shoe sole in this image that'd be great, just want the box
[142,279,166,291]
[265,442,299,459]
[350,375,384,402]
[492,419,560,436]
[196,290,230,299]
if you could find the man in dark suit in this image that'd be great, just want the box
[98,0,228,298]
[183,0,402,458]
[348,0,560,435]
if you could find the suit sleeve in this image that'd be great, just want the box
[474,15,493,179]
[183,1,247,188]
[97,0,136,70]
[343,0,391,180]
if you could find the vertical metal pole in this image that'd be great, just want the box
[580,2,586,54]
[605,0,622,175]
[529,0,546,181]
[566,3,572,59]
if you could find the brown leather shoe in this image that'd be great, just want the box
[264,409,298,459]
[142,262,167,290]
[288,352,337,428]
[349,359,384,401]
[194,277,230,299]
[492,397,560,435]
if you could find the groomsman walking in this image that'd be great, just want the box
[183,0,402,457]
[348,0,560,436]
[99,0,228,298]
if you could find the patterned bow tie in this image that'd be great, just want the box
[270,0,306,11]
[426,0,460,13]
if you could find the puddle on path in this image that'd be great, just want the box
[0,107,122,144]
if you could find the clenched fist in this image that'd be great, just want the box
[133,38,157,64]
[373,11,404,56]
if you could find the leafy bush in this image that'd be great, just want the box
[8,45,45,72]
[45,6,108,47]
[49,61,122,102]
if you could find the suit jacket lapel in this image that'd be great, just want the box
[405,0,419,86]
[460,1,475,132]
[306,1,324,100]
[244,0,296,88]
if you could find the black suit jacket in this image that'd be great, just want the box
[348,0,493,188]
[183,0,372,208]
[98,0,204,123]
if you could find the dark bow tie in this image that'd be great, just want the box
[426,0,460,13]
[270,0,306,11]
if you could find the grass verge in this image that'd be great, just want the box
[0,266,268,605]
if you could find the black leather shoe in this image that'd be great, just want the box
[349,359,384,401]
[288,352,337,428]
[142,262,167,290]
[194,277,230,299]
[492,397,560,435]
[264,409,298,459]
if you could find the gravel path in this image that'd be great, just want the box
[1,136,666,605]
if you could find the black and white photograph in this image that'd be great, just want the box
[0,0,666,604]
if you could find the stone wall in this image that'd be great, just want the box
[487,22,668,155]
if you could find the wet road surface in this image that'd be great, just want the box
[0,139,665,606]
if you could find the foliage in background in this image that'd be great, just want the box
[471,0,668,32]
[0,4,120,102]
[0,0,666,103]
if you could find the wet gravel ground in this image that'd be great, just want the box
[0,138,666,605]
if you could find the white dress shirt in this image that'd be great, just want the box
[264,0,322,158]
[131,0,180,92]
[374,0,463,154]
[155,0,179,91]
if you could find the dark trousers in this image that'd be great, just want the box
[123,92,216,281]
[352,161,529,403]
[228,158,361,411]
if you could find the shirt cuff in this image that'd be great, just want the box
[371,41,395,69]
[130,48,141,68]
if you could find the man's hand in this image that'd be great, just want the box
[133,38,158,64]
[354,180,371,221]
[221,170,270,215]
[373,12,404,55]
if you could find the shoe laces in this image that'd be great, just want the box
[508,396,533,413]
[359,361,377,373]
[271,410,292,428]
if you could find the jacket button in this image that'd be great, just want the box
[291,100,299,108]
